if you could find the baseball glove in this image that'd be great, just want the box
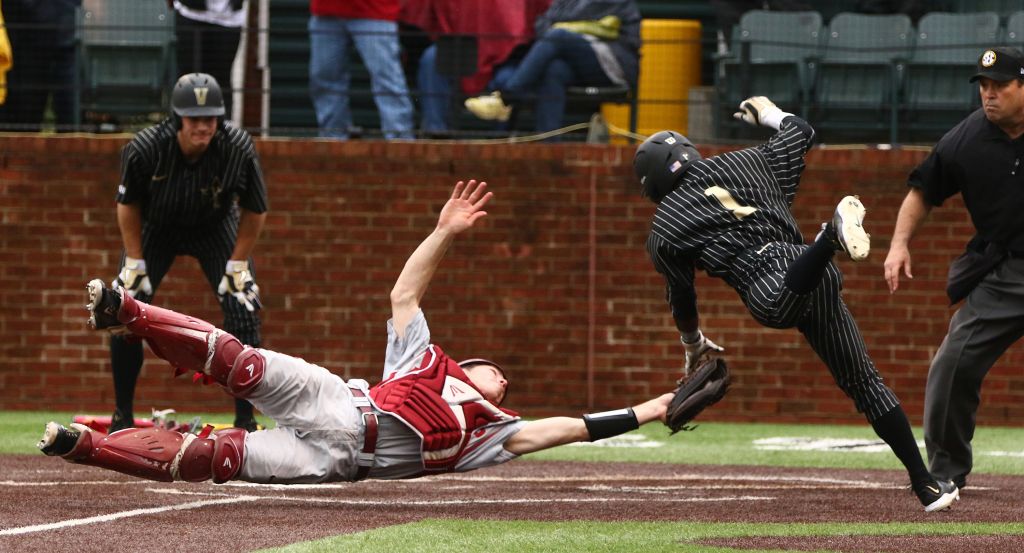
[665,357,731,434]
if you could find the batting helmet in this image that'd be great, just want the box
[633,130,702,204]
[171,73,225,126]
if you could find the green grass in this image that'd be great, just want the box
[260,520,1024,553]
[4,412,1022,475]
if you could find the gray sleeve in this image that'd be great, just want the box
[453,420,528,472]
[382,309,431,380]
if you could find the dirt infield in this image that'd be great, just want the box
[2,455,1022,553]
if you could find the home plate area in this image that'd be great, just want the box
[1,455,1022,553]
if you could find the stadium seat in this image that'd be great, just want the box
[812,12,913,143]
[78,0,175,130]
[714,9,824,138]
[1006,10,1024,46]
[900,12,997,142]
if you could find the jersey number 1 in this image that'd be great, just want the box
[705,186,757,220]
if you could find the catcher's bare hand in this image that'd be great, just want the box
[438,180,492,235]
[682,331,724,376]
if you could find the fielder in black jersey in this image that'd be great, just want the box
[108,73,269,433]
[634,96,958,513]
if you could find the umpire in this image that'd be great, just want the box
[108,72,268,432]
[884,46,1024,491]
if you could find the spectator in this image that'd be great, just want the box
[172,0,248,120]
[463,0,641,135]
[0,0,80,132]
[309,0,414,140]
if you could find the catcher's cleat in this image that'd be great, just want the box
[86,278,128,333]
[38,421,85,457]
[914,478,959,512]
[818,195,870,261]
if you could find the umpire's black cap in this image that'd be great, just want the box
[969,46,1024,82]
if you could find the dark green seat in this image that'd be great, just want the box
[715,10,823,138]
[812,12,912,143]
[1006,10,1024,46]
[78,0,175,129]
[901,12,997,142]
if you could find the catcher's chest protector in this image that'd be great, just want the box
[371,345,519,472]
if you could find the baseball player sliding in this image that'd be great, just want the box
[39,180,680,483]
[633,96,958,512]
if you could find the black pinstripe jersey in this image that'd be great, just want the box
[647,118,815,321]
[116,120,268,230]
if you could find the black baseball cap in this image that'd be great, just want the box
[969,46,1024,82]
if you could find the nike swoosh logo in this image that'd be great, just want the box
[926,486,939,494]
[152,174,168,181]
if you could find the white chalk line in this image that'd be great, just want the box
[0,495,259,536]
[147,487,776,506]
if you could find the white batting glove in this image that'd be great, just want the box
[113,256,152,298]
[217,260,261,312]
[733,96,792,130]
[681,331,724,375]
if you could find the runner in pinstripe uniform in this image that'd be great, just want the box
[633,96,958,512]
[108,73,268,433]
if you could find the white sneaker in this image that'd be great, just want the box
[830,195,870,261]
[464,92,512,122]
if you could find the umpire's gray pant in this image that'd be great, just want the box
[925,257,1024,482]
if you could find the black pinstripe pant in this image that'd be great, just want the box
[739,242,899,421]
[110,220,261,421]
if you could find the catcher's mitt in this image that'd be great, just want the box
[666,357,730,434]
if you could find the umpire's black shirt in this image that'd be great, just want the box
[117,120,269,231]
[909,108,1024,252]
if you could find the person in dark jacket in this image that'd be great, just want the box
[463,0,640,133]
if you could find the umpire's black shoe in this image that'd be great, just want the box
[38,421,83,457]
[913,478,958,512]
[817,196,870,261]
[86,278,126,333]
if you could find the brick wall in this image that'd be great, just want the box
[0,135,1020,425]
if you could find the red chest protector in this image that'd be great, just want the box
[370,345,519,472]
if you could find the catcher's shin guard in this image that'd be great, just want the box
[60,426,246,483]
[118,293,264,396]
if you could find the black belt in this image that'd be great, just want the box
[349,386,378,481]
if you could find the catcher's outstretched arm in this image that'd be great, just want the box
[502,393,673,455]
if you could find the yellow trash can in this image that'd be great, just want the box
[603,19,702,142]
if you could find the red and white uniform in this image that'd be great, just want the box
[239,309,525,483]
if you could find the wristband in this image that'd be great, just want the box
[582,407,639,441]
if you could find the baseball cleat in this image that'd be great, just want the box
[832,195,870,261]
[38,421,85,457]
[914,478,958,512]
[816,196,871,261]
[86,279,127,333]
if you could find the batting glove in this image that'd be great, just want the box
[113,256,152,299]
[217,260,261,312]
[681,331,724,375]
[733,96,793,130]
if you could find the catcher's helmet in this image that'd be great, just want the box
[633,130,702,204]
[171,73,225,119]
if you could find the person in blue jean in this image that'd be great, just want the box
[308,0,414,140]
[418,46,520,134]
[462,0,641,134]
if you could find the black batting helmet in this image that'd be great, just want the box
[633,130,702,204]
[171,73,225,118]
